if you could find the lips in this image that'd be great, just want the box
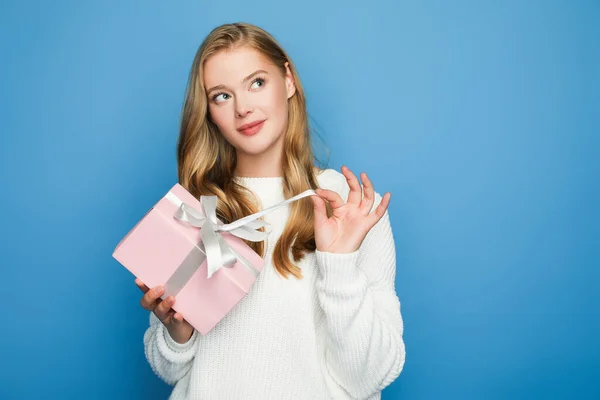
[237,119,266,136]
[237,120,265,131]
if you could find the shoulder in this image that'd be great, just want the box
[315,167,384,210]
[315,167,346,194]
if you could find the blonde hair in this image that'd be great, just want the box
[176,22,330,279]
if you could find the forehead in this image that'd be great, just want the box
[203,46,276,85]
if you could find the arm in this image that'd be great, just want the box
[316,190,406,399]
[143,311,199,385]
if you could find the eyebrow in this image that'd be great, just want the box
[206,70,269,95]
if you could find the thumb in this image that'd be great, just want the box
[311,194,327,229]
[173,312,183,324]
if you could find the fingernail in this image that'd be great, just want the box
[155,285,164,294]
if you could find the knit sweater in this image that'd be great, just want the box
[143,168,406,399]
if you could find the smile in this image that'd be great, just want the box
[237,120,266,136]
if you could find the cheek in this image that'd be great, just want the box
[208,106,231,129]
[265,86,289,118]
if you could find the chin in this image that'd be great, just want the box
[236,134,281,155]
[237,143,273,156]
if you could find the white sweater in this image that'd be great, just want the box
[143,168,406,399]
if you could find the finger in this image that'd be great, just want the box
[359,172,375,215]
[341,166,363,205]
[173,312,184,324]
[311,194,328,230]
[134,278,149,293]
[314,188,345,210]
[140,285,164,310]
[140,296,160,312]
[155,296,175,321]
[367,192,391,227]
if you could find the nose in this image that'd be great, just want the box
[235,93,253,118]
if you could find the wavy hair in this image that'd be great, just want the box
[176,22,330,279]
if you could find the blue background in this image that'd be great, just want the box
[1,1,598,399]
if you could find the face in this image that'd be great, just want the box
[203,46,296,161]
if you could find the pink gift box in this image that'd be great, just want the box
[112,183,265,335]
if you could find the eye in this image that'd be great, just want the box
[250,77,266,90]
[212,92,230,103]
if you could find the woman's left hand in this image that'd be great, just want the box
[311,166,391,254]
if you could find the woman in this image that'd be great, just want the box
[135,22,405,399]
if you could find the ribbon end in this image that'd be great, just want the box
[206,268,215,279]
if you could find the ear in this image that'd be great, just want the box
[284,61,296,99]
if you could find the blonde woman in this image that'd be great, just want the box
[135,22,405,400]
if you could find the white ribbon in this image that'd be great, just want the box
[165,188,317,279]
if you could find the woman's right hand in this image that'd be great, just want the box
[136,278,195,344]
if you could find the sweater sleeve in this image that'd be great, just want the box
[143,311,200,386]
[315,190,406,399]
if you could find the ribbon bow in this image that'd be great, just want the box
[173,189,316,279]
